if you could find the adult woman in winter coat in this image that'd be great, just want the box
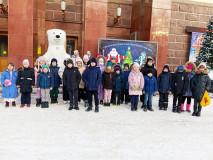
[128,62,144,111]
[16,59,35,107]
[191,62,211,117]
[1,63,18,107]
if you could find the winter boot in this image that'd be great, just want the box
[186,104,191,113]
[125,101,128,104]
[51,98,55,104]
[20,104,25,108]
[131,103,135,111]
[95,106,99,112]
[5,101,9,107]
[192,103,197,116]
[100,100,103,105]
[84,100,88,107]
[36,98,41,107]
[163,102,168,111]
[46,102,49,108]
[12,101,16,107]
[121,101,124,104]
[134,103,138,111]
[27,104,31,107]
[68,104,73,110]
[159,101,163,110]
[195,105,202,117]
[55,98,58,103]
[147,106,154,111]
[107,103,110,107]
[103,102,107,106]
[86,106,92,112]
[172,105,177,113]
[143,106,147,112]
[180,104,185,112]
[74,103,79,110]
[41,102,45,108]
[177,106,181,114]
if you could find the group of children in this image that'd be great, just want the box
[0,51,211,116]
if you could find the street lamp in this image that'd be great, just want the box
[61,0,66,19]
[0,0,8,15]
[114,6,122,25]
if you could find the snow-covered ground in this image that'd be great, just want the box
[0,94,213,160]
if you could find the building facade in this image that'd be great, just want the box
[0,0,213,73]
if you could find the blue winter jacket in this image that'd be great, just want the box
[82,66,102,91]
[113,73,124,92]
[184,72,195,97]
[37,72,54,89]
[143,75,157,93]
[1,69,18,98]
[157,71,172,93]
[122,70,130,89]
[50,65,61,88]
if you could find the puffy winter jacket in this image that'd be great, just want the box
[171,71,189,95]
[102,68,115,90]
[157,71,172,93]
[63,66,81,91]
[143,75,157,93]
[113,73,124,92]
[140,63,157,79]
[16,67,35,93]
[37,72,54,89]
[122,70,130,89]
[50,65,61,88]
[82,66,102,91]
[191,68,211,101]
[1,69,18,98]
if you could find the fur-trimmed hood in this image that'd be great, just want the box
[184,61,196,73]
[104,67,114,73]
[195,68,209,74]
[96,55,107,65]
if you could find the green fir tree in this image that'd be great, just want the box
[122,47,133,68]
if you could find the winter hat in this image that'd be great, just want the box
[67,59,74,65]
[111,56,116,61]
[98,58,104,64]
[147,69,153,74]
[76,57,83,64]
[42,65,49,71]
[106,61,112,67]
[177,65,184,72]
[64,54,71,59]
[83,55,89,61]
[23,59,29,66]
[87,51,91,56]
[90,57,97,64]
[124,63,129,68]
[147,57,154,63]
[38,56,47,62]
[198,62,206,69]
[133,62,140,68]
[74,50,79,54]
[187,65,193,70]
[163,65,170,72]
[114,65,121,72]
[51,58,57,64]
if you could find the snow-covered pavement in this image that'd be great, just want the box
[0,94,213,160]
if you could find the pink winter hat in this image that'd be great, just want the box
[23,59,29,65]
[83,55,89,60]
[187,65,193,70]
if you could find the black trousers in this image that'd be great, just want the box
[121,89,130,102]
[69,90,78,105]
[194,99,202,113]
[182,96,191,104]
[63,85,69,101]
[159,92,169,103]
[78,88,86,102]
[21,92,31,104]
[88,90,99,106]
[173,94,183,107]
[113,91,121,105]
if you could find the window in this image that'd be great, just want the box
[0,33,8,71]
[66,37,78,56]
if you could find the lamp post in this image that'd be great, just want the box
[61,0,66,19]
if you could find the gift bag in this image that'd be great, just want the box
[200,90,211,107]
[5,79,12,86]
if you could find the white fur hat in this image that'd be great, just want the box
[64,54,71,59]
[133,62,139,68]
[23,59,29,65]
[198,62,207,68]
[83,55,89,60]
[74,50,79,54]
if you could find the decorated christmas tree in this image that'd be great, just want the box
[122,47,133,68]
[196,16,213,69]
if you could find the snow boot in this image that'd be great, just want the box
[100,100,103,105]
[5,101,9,107]
[143,106,147,112]
[68,104,73,110]
[180,104,185,112]
[131,103,134,111]
[86,106,92,112]
[46,102,49,108]
[20,104,25,108]
[192,103,197,116]
[186,104,191,113]
[36,98,41,107]
[195,105,202,117]
[172,105,177,113]
[84,100,88,107]
[12,101,16,107]
[107,103,110,107]
[95,106,99,112]
[51,98,55,104]
[134,102,138,111]
[147,106,154,112]
[177,106,181,114]
[103,102,107,106]
[159,101,163,110]
[74,103,79,110]
[41,102,45,108]
[163,102,168,111]
[27,104,31,107]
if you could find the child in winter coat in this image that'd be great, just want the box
[63,59,81,110]
[71,50,80,67]
[143,69,157,112]
[16,59,35,107]
[171,65,189,113]
[37,65,54,108]
[112,65,124,106]
[49,58,61,104]
[34,56,48,107]
[82,57,102,112]
[111,56,117,68]
[102,61,115,106]
[97,55,106,105]
[191,62,211,117]
[1,63,18,107]
[181,61,196,112]
[76,57,86,104]
[121,63,131,104]
[157,65,172,111]
[128,62,144,111]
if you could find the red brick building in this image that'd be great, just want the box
[0,0,213,73]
